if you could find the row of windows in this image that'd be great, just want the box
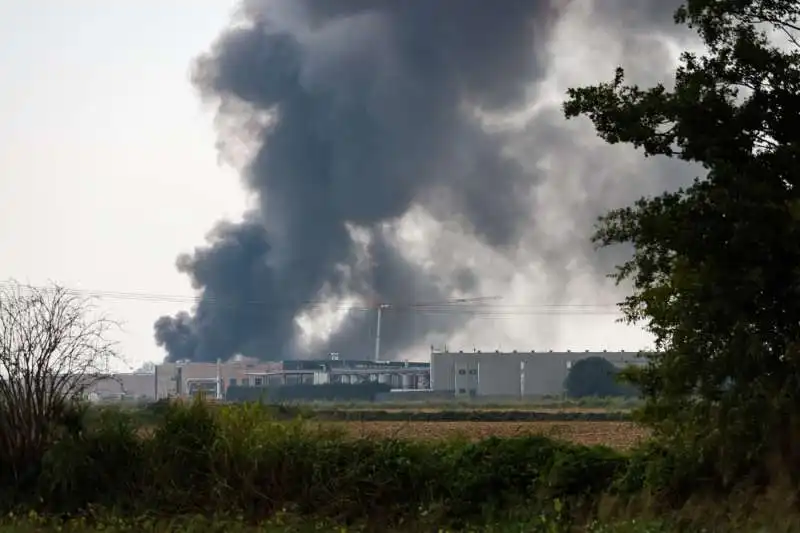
[227,377,263,387]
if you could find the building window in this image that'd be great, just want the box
[468,369,477,375]
[254,377,263,386]
[229,378,237,386]
[458,369,466,375]
[241,377,249,387]
[458,388,467,394]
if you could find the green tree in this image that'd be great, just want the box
[563,0,800,480]
[563,356,637,399]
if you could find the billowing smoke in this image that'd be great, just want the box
[155,0,690,362]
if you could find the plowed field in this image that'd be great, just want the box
[324,420,646,449]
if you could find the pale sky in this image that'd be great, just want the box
[0,1,249,370]
[0,1,673,370]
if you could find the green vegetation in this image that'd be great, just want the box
[226,382,392,403]
[6,399,632,522]
[564,0,800,485]
[4,0,800,530]
[0,397,794,532]
[564,357,639,399]
[0,509,678,533]
[245,395,645,412]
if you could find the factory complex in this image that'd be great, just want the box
[87,348,645,402]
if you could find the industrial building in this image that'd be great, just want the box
[245,358,430,390]
[86,356,430,401]
[89,372,160,401]
[84,349,646,402]
[86,359,280,401]
[429,349,646,398]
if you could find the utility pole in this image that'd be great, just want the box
[371,296,500,363]
[374,303,389,362]
[215,358,222,400]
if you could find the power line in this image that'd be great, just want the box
[0,280,624,317]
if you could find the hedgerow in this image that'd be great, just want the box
[0,398,693,529]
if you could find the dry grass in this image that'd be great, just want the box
[321,420,647,449]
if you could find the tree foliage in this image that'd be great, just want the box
[563,0,800,477]
[0,282,118,487]
[563,357,637,399]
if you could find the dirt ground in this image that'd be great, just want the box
[321,420,647,449]
[338,406,624,414]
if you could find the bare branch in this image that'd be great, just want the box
[0,281,120,483]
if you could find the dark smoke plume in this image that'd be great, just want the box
[155,0,689,362]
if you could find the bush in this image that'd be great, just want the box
[39,407,145,513]
[564,358,638,399]
[0,397,757,530]
[0,398,648,526]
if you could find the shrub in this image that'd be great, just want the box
[564,358,638,399]
[38,407,145,513]
[2,397,748,529]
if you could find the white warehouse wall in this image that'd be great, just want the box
[475,353,523,396]
[88,373,156,399]
[430,350,645,397]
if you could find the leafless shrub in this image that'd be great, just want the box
[0,281,119,483]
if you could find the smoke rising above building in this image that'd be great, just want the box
[155,0,689,363]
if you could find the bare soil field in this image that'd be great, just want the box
[344,406,624,414]
[322,420,647,449]
[134,418,646,449]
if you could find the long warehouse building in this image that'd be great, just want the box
[430,349,646,397]
[86,350,646,401]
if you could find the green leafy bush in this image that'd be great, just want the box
[564,358,638,400]
[2,398,645,526]
[0,397,793,530]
